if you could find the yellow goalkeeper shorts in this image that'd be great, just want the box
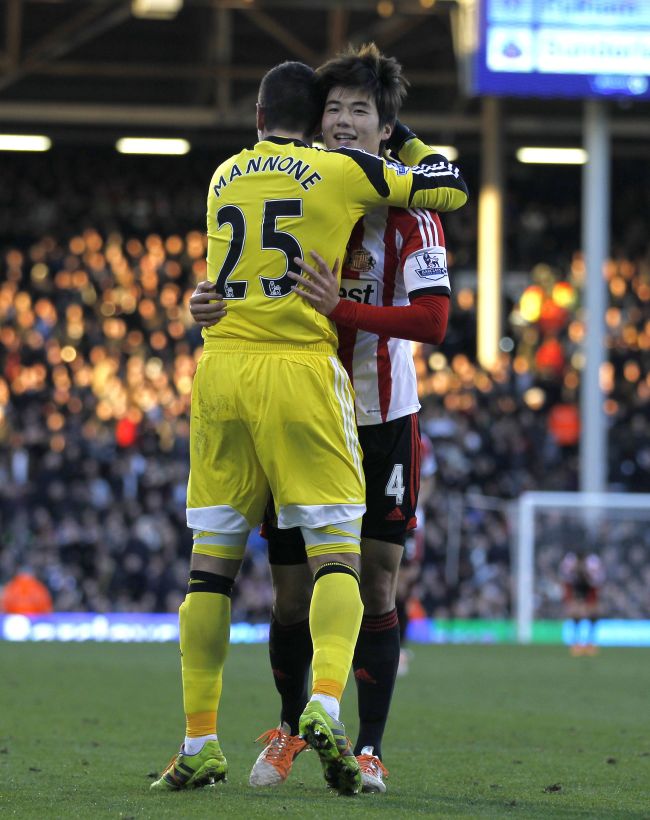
[186,340,366,536]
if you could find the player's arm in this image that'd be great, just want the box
[339,147,468,215]
[289,251,449,345]
[387,125,468,208]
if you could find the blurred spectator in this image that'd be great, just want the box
[1,571,53,614]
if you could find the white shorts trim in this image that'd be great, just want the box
[277,503,366,530]
[186,505,251,534]
[329,356,363,476]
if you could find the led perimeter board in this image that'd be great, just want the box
[471,0,650,99]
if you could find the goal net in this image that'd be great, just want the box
[515,491,650,643]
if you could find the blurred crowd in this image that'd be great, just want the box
[1,149,649,621]
[411,246,650,620]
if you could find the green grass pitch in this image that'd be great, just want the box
[0,642,649,818]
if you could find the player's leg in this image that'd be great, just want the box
[259,351,366,716]
[299,538,363,796]
[396,555,419,676]
[304,542,363,713]
[153,551,249,791]
[152,549,246,791]
[259,352,366,794]
[396,570,411,646]
[566,598,583,655]
[178,552,241,752]
[152,351,267,791]
[351,414,422,792]
[249,526,312,788]
[584,592,599,654]
[267,529,313,735]
[355,538,402,754]
[397,491,429,673]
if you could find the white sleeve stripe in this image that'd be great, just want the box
[421,209,439,245]
[407,208,427,247]
[411,163,460,179]
[408,208,433,248]
[409,208,442,249]
[415,208,440,246]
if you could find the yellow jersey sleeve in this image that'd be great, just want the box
[393,136,468,211]
[337,147,468,219]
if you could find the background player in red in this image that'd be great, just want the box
[560,550,605,655]
[189,43,462,794]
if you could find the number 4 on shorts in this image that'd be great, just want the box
[385,464,405,505]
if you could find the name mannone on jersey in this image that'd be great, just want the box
[337,206,449,426]
[204,136,465,349]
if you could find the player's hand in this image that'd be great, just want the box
[188,280,227,327]
[289,252,340,316]
[385,119,416,154]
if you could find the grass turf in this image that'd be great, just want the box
[0,642,648,818]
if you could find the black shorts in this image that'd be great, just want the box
[267,413,421,565]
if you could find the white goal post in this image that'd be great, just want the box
[516,491,650,643]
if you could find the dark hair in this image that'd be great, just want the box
[315,42,408,127]
[258,61,324,139]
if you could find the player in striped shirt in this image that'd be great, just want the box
[189,44,459,794]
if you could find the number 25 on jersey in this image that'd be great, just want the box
[214,199,304,300]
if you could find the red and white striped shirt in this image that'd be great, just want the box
[336,206,449,426]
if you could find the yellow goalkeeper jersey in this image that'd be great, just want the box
[205,136,467,349]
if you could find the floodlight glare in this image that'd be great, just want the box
[0,134,52,152]
[516,147,587,165]
[131,0,183,19]
[434,145,459,161]
[116,137,190,155]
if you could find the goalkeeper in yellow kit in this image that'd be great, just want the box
[151,60,467,796]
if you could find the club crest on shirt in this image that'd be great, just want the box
[413,247,447,280]
[345,247,376,273]
[386,161,408,176]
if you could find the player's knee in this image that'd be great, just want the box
[360,569,396,613]
[271,570,311,624]
[358,538,402,613]
[270,564,312,624]
[308,551,361,578]
[189,552,241,583]
[273,596,310,625]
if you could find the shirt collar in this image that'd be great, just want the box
[261,135,310,148]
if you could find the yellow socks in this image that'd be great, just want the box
[309,563,363,700]
[179,570,234,738]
